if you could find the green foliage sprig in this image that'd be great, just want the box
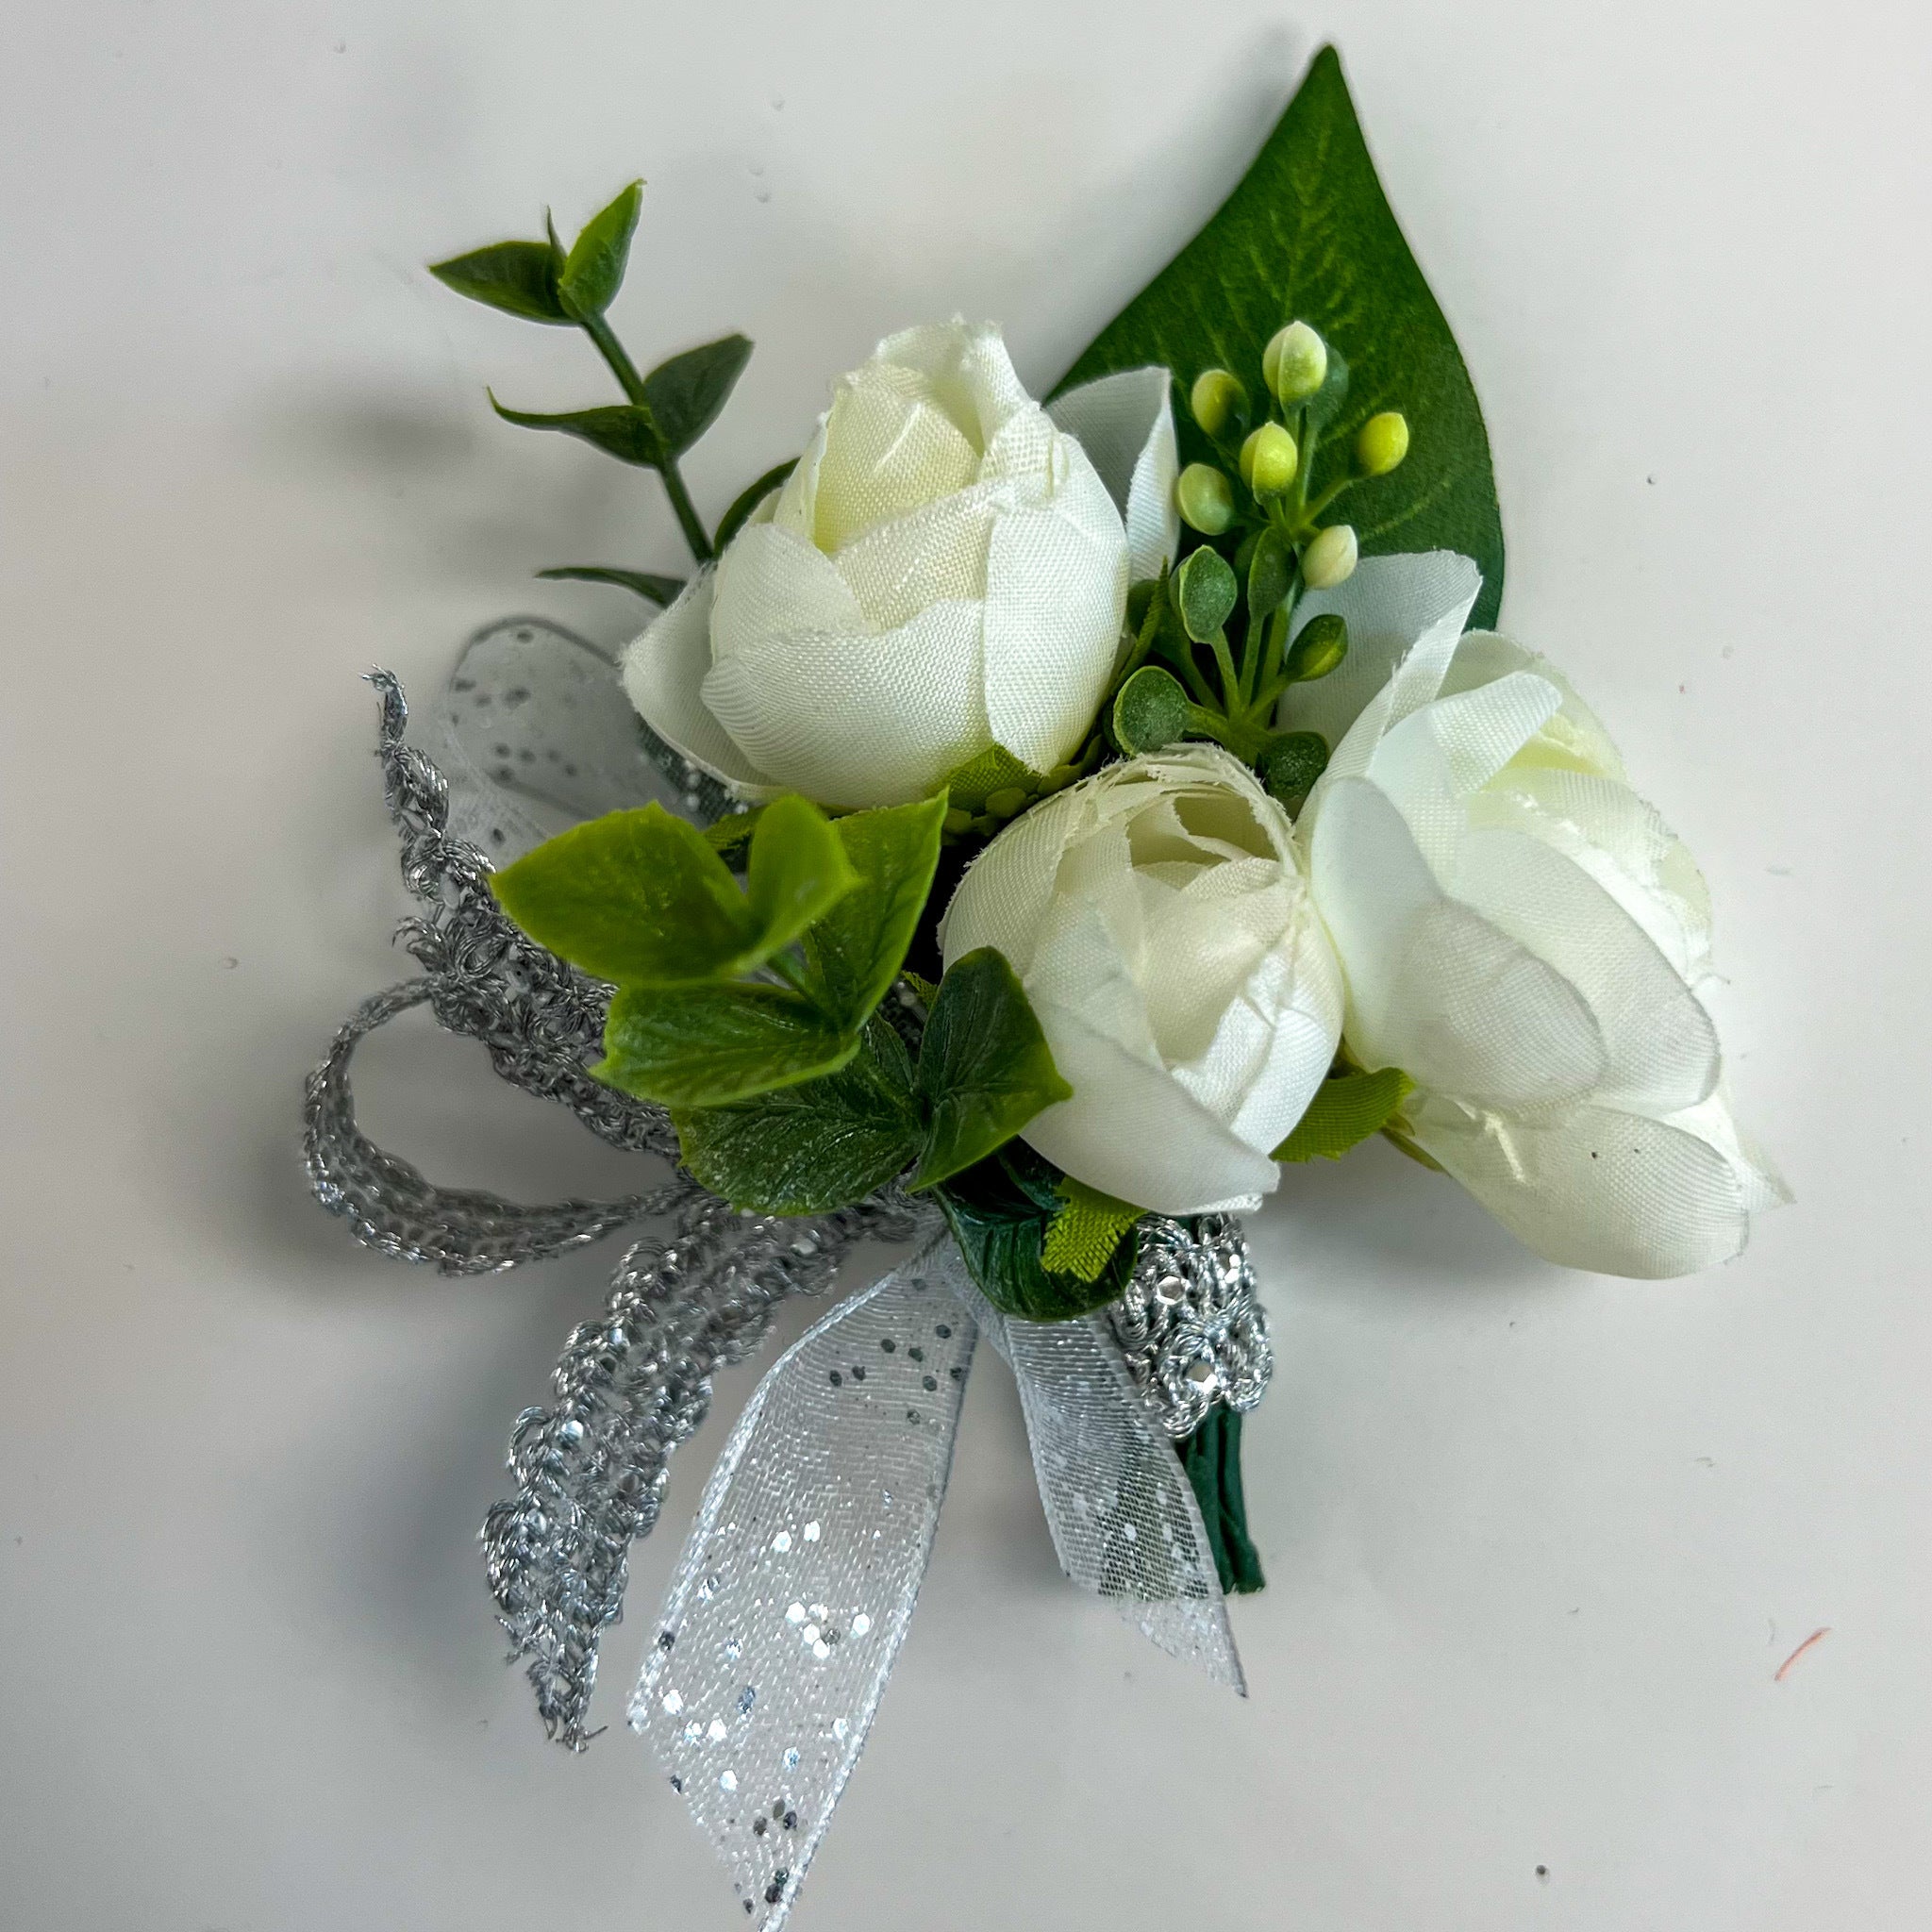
[431,181,763,592]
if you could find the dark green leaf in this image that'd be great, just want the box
[715,458,799,552]
[598,983,857,1107]
[744,793,858,958]
[1053,45,1505,628]
[910,949,1071,1191]
[491,804,758,986]
[803,795,947,1028]
[535,565,686,605]
[641,334,755,458]
[1174,546,1238,642]
[488,396,665,467]
[671,1024,920,1213]
[935,1146,1136,1321]
[558,180,642,320]
[428,240,571,325]
[1247,525,1293,621]
[1273,1065,1414,1160]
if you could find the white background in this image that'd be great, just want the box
[2,3,1926,1927]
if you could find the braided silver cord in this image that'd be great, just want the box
[484,1189,930,1746]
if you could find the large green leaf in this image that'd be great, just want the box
[427,240,571,325]
[908,948,1072,1191]
[1054,45,1504,628]
[803,795,947,1028]
[598,983,857,1107]
[643,335,756,458]
[672,1024,922,1213]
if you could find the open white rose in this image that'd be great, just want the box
[1290,555,1787,1278]
[941,744,1343,1215]
[623,321,1178,809]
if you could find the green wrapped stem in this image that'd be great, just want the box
[1176,1405,1265,1595]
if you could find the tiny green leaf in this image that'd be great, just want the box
[703,807,764,857]
[558,180,642,320]
[1112,664,1191,755]
[745,793,859,959]
[804,795,947,1027]
[1040,1178,1142,1283]
[488,396,665,468]
[642,334,756,458]
[428,240,571,325]
[1174,546,1238,642]
[715,458,798,552]
[491,804,758,986]
[598,983,857,1107]
[671,1023,921,1212]
[535,565,686,604]
[1284,611,1348,683]
[908,948,1072,1192]
[1247,525,1293,620]
[1273,1065,1414,1161]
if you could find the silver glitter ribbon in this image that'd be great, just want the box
[307,624,1272,1925]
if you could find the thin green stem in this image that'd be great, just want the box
[577,308,715,564]
[1176,645,1219,709]
[1208,628,1241,706]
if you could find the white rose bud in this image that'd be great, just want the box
[622,322,1179,808]
[941,743,1343,1214]
[1293,563,1787,1276]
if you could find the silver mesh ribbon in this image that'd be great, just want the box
[308,628,1265,1927]
[630,1237,1241,1928]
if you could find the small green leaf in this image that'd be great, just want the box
[704,807,764,857]
[488,396,665,468]
[745,794,859,958]
[428,240,571,325]
[535,565,686,604]
[936,1146,1135,1321]
[1041,1177,1142,1283]
[908,948,1072,1192]
[1174,546,1238,643]
[1053,45,1505,628]
[1247,525,1293,620]
[642,334,755,457]
[491,804,758,986]
[598,983,857,1107]
[1273,1065,1413,1161]
[900,969,940,1007]
[803,795,947,1028]
[671,1023,921,1212]
[1112,664,1191,755]
[715,458,798,552]
[558,180,642,319]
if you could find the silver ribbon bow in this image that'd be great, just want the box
[305,623,1274,1926]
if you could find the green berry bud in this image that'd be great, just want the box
[1175,463,1236,535]
[983,787,1030,820]
[1238,421,1299,498]
[1189,368,1246,438]
[1355,410,1410,477]
[1112,664,1192,756]
[1256,730,1330,811]
[1262,321,1326,406]
[1284,612,1348,683]
[1300,524,1358,590]
[942,808,975,837]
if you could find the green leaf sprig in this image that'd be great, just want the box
[431,181,772,591]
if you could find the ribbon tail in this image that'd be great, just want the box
[971,1291,1247,1695]
[630,1238,978,1928]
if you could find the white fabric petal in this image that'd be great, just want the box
[1021,1001,1283,1215]
[1047,368,1180,579]
[980,455,1126,774]
[620,572,774,791]
[1281,551,1484,770]
[702,601,986,808]
[709,521,868,658]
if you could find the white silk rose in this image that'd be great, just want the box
[623,321,1178,809]
[1284,554,1787,1278]
[940,744,1343,1215]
